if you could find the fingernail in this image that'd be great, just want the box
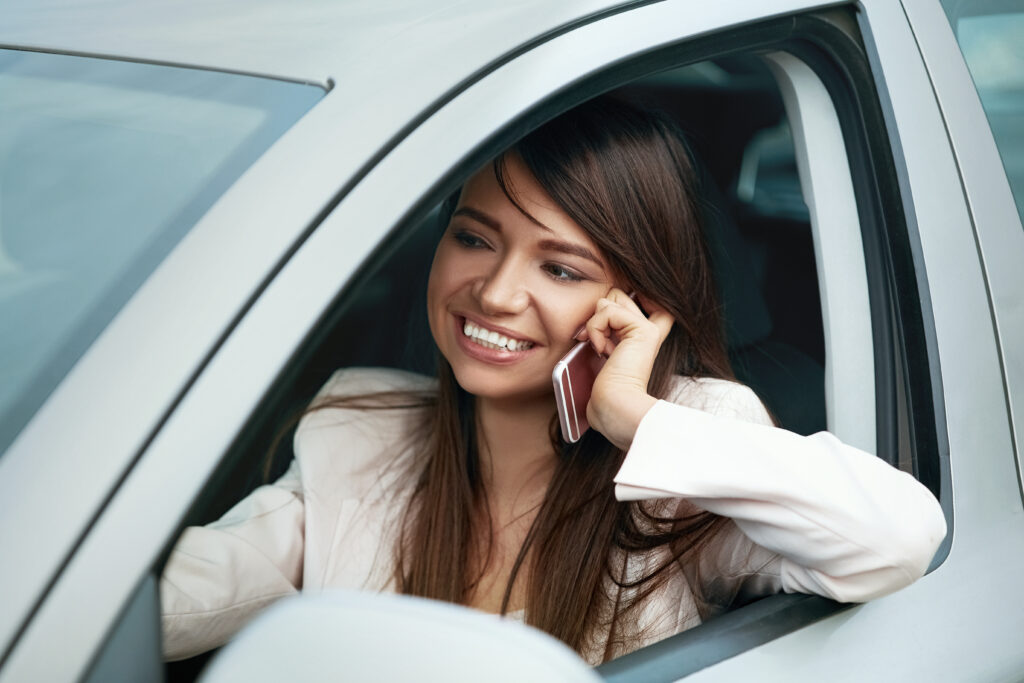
[573,325,586,340]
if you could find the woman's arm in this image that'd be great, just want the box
[160,460,305,661]
[582,289,945,603]
[613,383,947,603]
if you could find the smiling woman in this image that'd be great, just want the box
[159,96,945,666]
[428,152,617,404]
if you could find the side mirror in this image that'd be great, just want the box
[199,590,599,682]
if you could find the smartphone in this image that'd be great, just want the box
[552,340,606,443]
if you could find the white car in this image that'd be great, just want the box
[1,0,1022,681]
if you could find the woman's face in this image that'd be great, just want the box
[427,154,615,405]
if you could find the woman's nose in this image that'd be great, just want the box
[474,259,529,316]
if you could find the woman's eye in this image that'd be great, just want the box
[544,264,585,282]
[452,231,488,249]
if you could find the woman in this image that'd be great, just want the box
[161,97,946,665]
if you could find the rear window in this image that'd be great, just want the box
[0,49,323,457]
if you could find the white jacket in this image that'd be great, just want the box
[161,367,946,664]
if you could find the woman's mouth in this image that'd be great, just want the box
[462,319,535,352]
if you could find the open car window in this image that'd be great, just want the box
[161,11,944,683]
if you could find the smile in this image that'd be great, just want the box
[462,319,535,352]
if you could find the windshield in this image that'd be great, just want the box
[0,49,323,456]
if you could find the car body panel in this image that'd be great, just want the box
[2,0,1023,680]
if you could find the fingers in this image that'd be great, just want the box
[583,290,673,447]
[586,297,625,356]
[582,289,672,357]
[605,287,636,305]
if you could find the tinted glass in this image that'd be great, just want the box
[940,0,1024,226]
[0,50,323,456]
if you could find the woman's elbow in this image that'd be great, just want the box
[883,486,947,583]
[895,496,947,584]
[790,502,948,604]
[830,507,948,603]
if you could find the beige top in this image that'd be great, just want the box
[161,367,946,665]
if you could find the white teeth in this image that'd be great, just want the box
[462,320,534,352]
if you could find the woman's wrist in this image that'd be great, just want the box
[590,391,658,451]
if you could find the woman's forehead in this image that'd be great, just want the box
[460,156,588,242]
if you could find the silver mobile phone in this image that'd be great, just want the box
[552,340,606,442]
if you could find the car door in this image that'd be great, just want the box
[168,1,959,679]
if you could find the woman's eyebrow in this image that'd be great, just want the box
[537,239,604,267]
[453,206,500,230]
[454,205,603,267]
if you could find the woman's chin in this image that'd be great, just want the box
[450,366,553,405]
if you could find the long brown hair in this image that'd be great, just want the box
[388,97,737,660]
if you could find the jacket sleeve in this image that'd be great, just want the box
[160,459,305,661]
[613,383,947,604]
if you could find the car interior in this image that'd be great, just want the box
[165,52,827,681]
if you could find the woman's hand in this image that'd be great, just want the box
[577,289,674,450]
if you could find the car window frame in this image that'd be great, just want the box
[180,4,945,677]
[173,6,946,681]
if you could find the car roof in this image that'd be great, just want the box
[0,0,637,86]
